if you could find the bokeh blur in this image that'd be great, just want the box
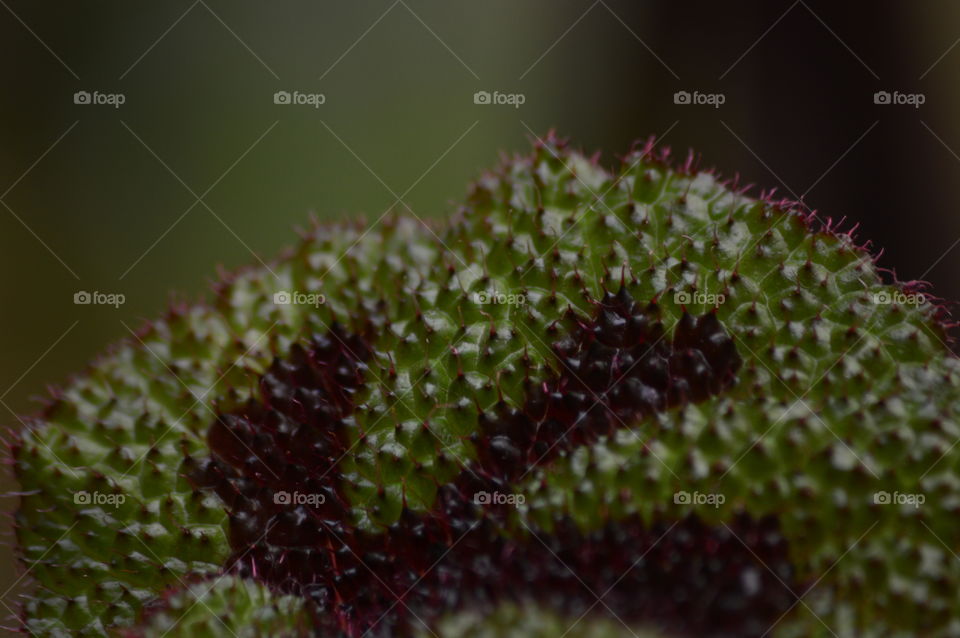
[2,0,959,630]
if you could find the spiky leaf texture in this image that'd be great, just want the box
[422,602,665,638]
[13,134,960,638]
[120,576,308,638]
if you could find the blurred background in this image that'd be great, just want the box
[1,0,958,629]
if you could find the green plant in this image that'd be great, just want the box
[13,134,959,637]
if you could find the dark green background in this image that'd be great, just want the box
[2,1,959,630]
